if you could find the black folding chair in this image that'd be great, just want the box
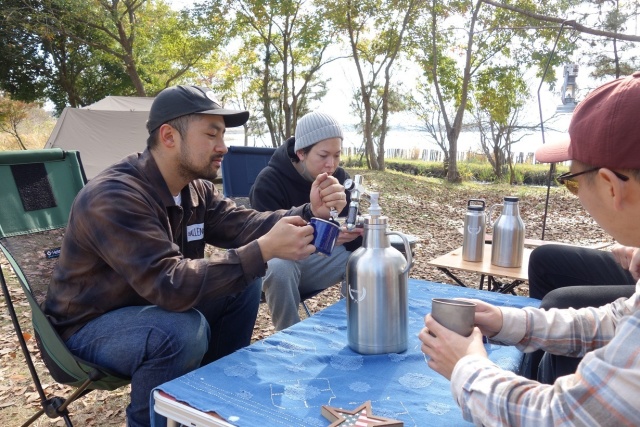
[0,149,130,427]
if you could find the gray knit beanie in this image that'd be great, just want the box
[294,112,344,151]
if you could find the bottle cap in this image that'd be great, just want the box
[368,192,382,216]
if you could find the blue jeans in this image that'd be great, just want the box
[65,278,262,427]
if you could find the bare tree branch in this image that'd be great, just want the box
[481,0,640,42]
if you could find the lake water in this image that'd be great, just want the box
[226,126,569,161]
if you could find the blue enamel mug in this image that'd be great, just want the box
[309,217,340,256]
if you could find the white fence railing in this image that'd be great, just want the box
[341,147,537,164]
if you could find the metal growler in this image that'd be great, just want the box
[489,196,525,268]
[462,199,486,262]
[346,193,413,354]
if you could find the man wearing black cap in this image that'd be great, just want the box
[418,72,640,425]
[44,85,347,427]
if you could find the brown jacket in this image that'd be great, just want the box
[44,149,310,340]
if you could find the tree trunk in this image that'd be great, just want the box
[345,1,379,170]
[261,30,278,148]
[124,58,146,96]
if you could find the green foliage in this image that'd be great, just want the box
[136,1,219,95]
[230,0,338,147]
[325,0,422,170]
[2,0,638,147]
[581,0,640,80]
[1,0,218,108]
[342,156,367,168]
[0,0,48,102]
[408,0,579,183]
[475,66,529,126]
[472,65,533,181]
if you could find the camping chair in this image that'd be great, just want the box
[221,146,332,317]
[0,149,130,426]
[221,146,276,207]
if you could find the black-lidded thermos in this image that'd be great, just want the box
[462,199,486,262]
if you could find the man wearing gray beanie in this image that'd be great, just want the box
[249,111,362,330]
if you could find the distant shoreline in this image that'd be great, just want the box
[225,127,567,158]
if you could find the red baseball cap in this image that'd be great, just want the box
[536,71,640,169]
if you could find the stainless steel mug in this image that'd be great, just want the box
[488,196,525,268]
[462,199,486,262]
[431,298,476,337]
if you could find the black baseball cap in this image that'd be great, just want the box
[146,85,250,133]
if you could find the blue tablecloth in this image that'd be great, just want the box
[152,279,540,426]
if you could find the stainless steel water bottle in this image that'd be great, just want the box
[489,196,525,268]
[462,199,486,262]
[346,193,413,354]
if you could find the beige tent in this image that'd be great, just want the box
[44,97,153,179]
[82,96,154,111]
[45,95,246,179]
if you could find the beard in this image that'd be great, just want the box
[178,142,221,182]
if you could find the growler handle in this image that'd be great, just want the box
[386,231,413,274]
[467,199,485,210]
[487,203,503,228]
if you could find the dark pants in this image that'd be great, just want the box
[523,244,636,383]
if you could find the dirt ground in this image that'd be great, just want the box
[0,168,608,426]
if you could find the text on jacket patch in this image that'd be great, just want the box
[186,223,204,242]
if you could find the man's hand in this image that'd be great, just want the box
[611,244,640,280]
[309,173,347,218]
[336,227,363,246]
[418,314,487,380]
[257,216,315,261]
[458,298,504,338]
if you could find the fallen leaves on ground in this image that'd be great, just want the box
[0,169,606,425]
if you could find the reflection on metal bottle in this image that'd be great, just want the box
[489,196,525,268]
[462,199,486,262]
[346,192,413,355]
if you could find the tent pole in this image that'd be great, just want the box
[537,20,573,241]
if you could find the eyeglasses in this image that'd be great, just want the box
[556,167,629,195]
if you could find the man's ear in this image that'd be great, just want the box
[158,124,178,148]
[599,168,628,210]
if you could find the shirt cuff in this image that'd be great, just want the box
[451,354,498,402]
[236,240,268,280]
[492,307,527,344]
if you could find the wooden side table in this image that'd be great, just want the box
[428,244,532,294]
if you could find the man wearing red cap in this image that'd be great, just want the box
[44,85,347,427]
[419,72,640,425]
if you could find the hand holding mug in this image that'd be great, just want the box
[257,216,315,261]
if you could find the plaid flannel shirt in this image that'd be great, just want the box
[451,281,640,426]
